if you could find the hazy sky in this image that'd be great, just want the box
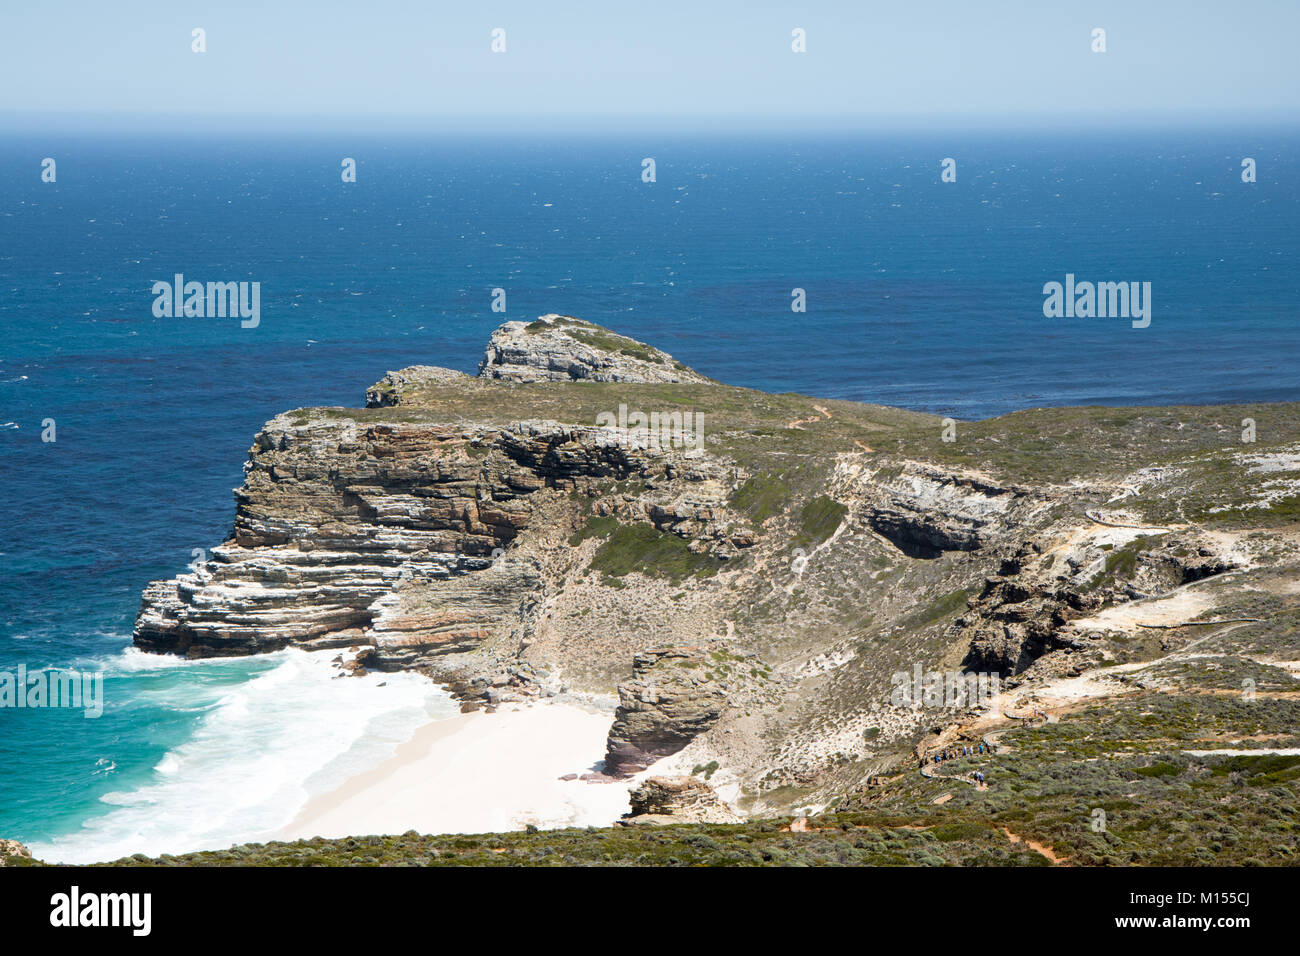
[2,0,1296,128]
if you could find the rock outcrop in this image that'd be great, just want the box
[960,575,1100,675]
[0,839,31,865]
[862,464,1041,558]
[366,366,474,407]
[961,531,1239,675]
[621,776,739,825]
[604,647,727,776]
[478,314,712,384]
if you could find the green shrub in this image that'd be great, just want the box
[589,522,722,582]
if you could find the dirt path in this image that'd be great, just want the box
[1070,588,1218,630]
[1002,826,1068,865]
[919,763,984,787]
[788,404,833,429]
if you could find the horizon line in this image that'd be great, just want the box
[4,107,1298,136]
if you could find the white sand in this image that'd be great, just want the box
[278,699,635,840]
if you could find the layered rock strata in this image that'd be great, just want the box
[134,416,675,664]
[860,464,1044,558]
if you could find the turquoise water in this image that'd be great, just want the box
[1,127,1296,858]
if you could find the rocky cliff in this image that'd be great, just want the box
[134,416,700,666]
[132,315,1300,822]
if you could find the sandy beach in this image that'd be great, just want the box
[279,698,635,840]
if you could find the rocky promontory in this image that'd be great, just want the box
[131,314,1300,823]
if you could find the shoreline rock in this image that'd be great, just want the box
[604,647,726,776]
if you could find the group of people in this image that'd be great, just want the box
[922,741,990,767]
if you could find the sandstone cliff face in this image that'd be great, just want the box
[478,314,712,384]
[604,647,727,776]
[134,415,670,663]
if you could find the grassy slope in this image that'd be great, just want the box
[306,380,1300,522]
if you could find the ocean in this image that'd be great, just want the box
[1,126,1296,861]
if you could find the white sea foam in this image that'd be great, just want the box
[28,648,457,864]
[87,645,225,673]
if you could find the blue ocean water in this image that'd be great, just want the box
[0,128,1296,858]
